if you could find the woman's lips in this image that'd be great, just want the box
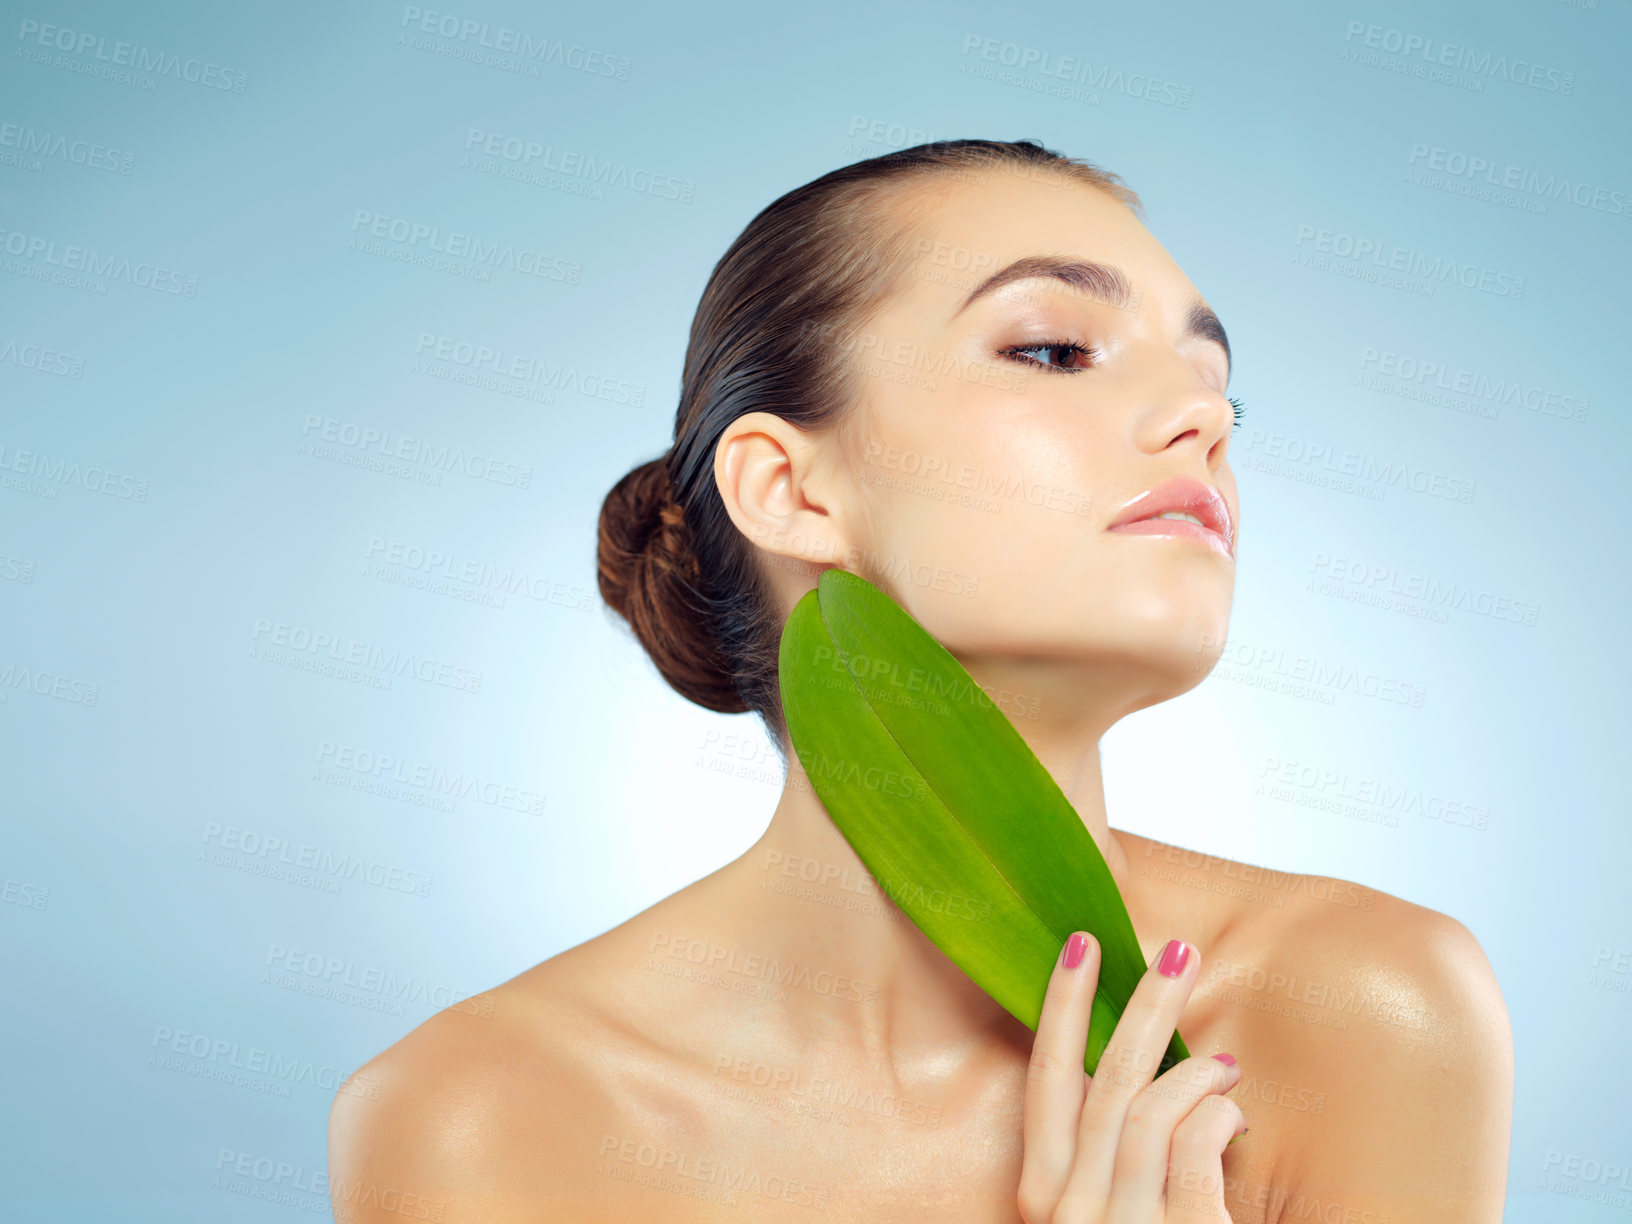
[1106,513,1232,559]
[1105,475,1235,559]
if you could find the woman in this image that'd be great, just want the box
[329,140,1513,1222]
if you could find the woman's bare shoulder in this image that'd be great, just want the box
[1211,846,1502,1030]
[326,902,709,1223]
[1271,879,1513,1209]
[324,963,591,1220]
[1218,865,1512,1208]
[1255,859,1510,1064]
[1120,829,1472,949]
[1120,828,1506,1051]
[1126,832,1512,1208]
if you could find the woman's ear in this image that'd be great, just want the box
[713,412,852,574]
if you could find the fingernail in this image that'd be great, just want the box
[1157,938,1191,977]
[1211,1052,1236,1066]
[1062,931,1088,970]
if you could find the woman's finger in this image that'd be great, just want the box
[1017,931,1101,1222]
[1057,937,1201,1207]
[1162,1091,1249,1223]
[1104,1052,1242,1214]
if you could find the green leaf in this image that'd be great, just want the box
[778,567,1189,1077]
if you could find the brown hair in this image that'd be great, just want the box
[596,139,1142,747]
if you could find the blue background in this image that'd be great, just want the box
[2,0,1627,1218]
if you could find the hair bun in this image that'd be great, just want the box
[596,454,748,714]
[597,453,687,611]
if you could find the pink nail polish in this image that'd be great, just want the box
[1063,932,1088,969]
[1211,1052,1236,1066]
[1157,939,1190,977]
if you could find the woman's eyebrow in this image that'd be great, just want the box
[1183,298,1232,383]
[953,255,1133,316]
[951,255,1231,380]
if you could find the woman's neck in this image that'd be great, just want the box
[714,729,1141,1085]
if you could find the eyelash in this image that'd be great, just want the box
[1000,340,1247,431]
[999,339,1099,373]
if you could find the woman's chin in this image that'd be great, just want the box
[1082,619,1232,706]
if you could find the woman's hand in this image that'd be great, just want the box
[1017,933,1247,1223]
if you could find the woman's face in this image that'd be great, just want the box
[825,169,1240,719]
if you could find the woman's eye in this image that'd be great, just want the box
[1001,340,1100,373]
